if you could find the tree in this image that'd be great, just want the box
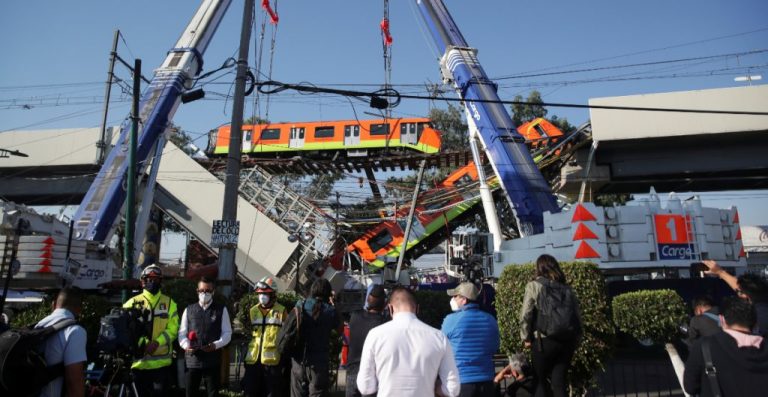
[167,124,195,155]
[428,103,468,152]
[510,90,547,125]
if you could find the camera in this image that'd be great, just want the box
[96,304,151,359]
[690,262,708,278]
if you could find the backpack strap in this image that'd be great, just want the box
[701,339,722,397]
[702,312,722,327]
[37,318,79,388]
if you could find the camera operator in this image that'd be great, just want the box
[123,264,179,397]
[702,260,768,336]
[178,276,232,397]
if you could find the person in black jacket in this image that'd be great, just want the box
[686,296,720,344]
[683,297,768,397]
[178,277,232,397]
[702,260,768,336]
[345,285,388,397]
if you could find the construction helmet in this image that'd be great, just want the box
[255,277,277,294]
[140,264,163,279]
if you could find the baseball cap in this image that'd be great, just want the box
[447,282,479,300]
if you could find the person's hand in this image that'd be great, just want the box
[434,380,447,397]
[702,260,723,276]
[145,341,159,355]
[523,340,531,349]
[202,343,216,353]
[494,365,513,383]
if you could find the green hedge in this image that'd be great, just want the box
[496,261,614,394]
[612,289,687,344]
[414,290,453,329]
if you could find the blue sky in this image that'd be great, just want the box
[1,0,767,226]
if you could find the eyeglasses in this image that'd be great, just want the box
[197,289,214,293]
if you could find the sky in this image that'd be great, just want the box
[1,0,767,246]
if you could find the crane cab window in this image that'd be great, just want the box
[314,126,335,139]
[368,229,393,253]
[370,123,390,136]
[261,128,280,140]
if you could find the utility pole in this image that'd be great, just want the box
[122,58,140,303]
[395,159,426,282]
[218,0,254,297]
[98,30,120,165]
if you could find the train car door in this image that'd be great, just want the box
[242,128,253,152]
[289,126,305,148]
[400,122,418,145]
[344,125,360,146]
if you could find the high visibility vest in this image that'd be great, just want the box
[123,290,179,369]
[245,302,285,365]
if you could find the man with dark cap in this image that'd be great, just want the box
[346,285,388,397]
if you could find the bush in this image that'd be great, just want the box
[612,289,687,344]
[414,290,453,329]
[496,261,614,394]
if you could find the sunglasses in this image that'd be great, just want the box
[197,289,214,293]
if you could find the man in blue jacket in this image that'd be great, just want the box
[442,282,500,397]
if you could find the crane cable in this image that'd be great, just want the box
[380,0,394,150]
[252,0,279,124]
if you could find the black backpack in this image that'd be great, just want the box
[534,279,581,340]
[276,300,309,358]
[0,318,78,397]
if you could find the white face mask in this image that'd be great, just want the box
[258,294,271,306]
[449,297,460,312]
[198,292,213,304]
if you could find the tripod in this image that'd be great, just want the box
[101,355,141,397]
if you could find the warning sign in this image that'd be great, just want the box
[654,214,696,260]
[211,219,240,248]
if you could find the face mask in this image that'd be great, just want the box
[199,292,213,304]
[449,297,460,312]
[258,294,271,306]
[144,280,160,294]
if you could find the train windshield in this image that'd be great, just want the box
[368,229,393,253]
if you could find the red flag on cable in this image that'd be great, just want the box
[380,18,393,46]
[262,0,279,24]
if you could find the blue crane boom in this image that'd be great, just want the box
[415,0,559,236]
[72,0,232,242]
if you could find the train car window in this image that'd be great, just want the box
[454,174,474,188]
[368,229,393,253]
[259,128,276,140]
[424,198,453,211]
[534,123,549,138]
[370,123,390,136]
[344,125,360,138]
[261,128,280,140]
[314,126,335,138]
[299,129,305,139]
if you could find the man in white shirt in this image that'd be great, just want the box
[178,277,233,397]
[357,287,461,397]
[36,288,87,397]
